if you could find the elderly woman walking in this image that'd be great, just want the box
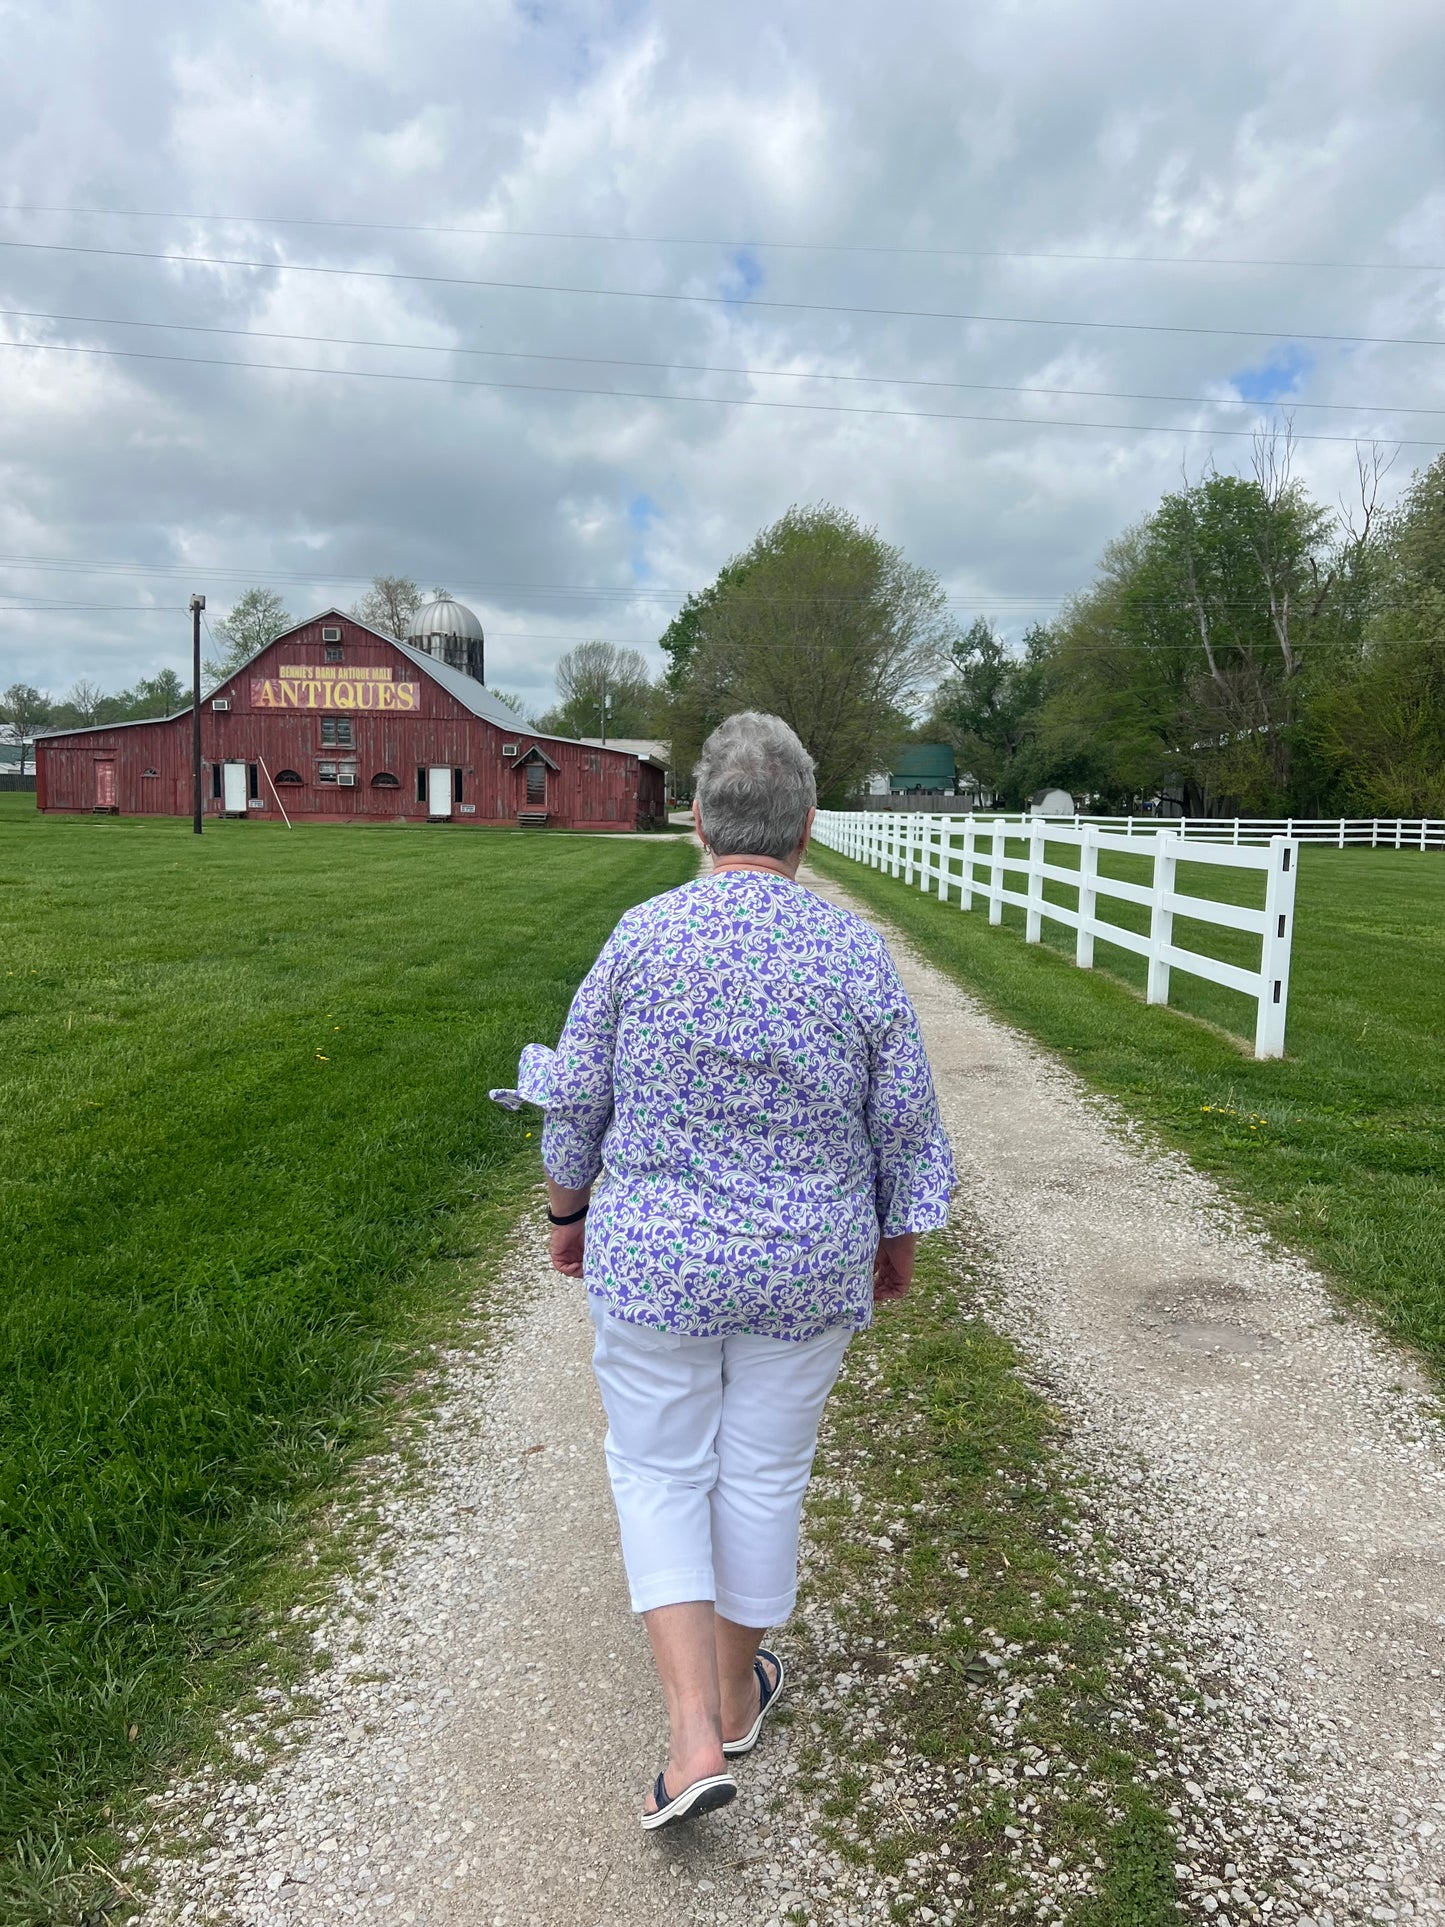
[495,712,954,1829]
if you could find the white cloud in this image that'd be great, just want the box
[0,0,1442,707]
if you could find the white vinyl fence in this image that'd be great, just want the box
[862,810,1444,850]
[814,810,1300,1059]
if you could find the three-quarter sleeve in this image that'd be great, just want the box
[537,937,622,1188]
[862,951,956,1236]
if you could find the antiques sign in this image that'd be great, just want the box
[251,665,420,712]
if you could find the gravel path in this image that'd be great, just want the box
[126,862,1445,1926]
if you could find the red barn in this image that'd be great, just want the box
[36,610,667,831]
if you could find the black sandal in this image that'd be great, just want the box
[641,1769,738,1832]
[722,1648,785,1758]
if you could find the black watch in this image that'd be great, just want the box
[547,1202,590,1226]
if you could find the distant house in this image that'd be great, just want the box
[888,743,956,793]
[578,737,670,770]
[0,743,37,790]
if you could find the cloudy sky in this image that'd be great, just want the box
[2,0,1443,713]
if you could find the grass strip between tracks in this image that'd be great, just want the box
[793,1233,1195,1927]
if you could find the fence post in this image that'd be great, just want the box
[1026,815,1045,942]
[936,816,952,901]
[989,819,1005,925]
[961,815,976,911]
[1075,824,1098,967]
[1255,837,1298,1058]
[1146,831,1177,1007]
[919,814,934,893]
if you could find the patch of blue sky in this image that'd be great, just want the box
[1229,343,1314,404]
[720,248,765,309]
[627,493,660,582]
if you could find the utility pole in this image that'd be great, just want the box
[190,593,205,835]
[599,683,610,745]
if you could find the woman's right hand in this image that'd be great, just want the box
[546,1179,591,1278]
[873,1232,917,1302]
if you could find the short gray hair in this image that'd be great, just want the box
[695,712,817,859]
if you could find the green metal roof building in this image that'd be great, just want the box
[889,743,956,792]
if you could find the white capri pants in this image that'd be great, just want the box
[589,1299,853,1626]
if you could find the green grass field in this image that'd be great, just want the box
[809,835,1445,1372]
[0,795,694,1921]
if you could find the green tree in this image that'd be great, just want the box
[533,642,658,739]
[351,575,424,638]
[665,504,953,803]
[0,684,53,774]
[927,619,1050,806]
[1310,452,1445,814]
[1037,448,1377,813]
[127,669,189,717]
[206,588,294,683]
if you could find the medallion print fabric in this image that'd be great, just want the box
[493,871,955,1340]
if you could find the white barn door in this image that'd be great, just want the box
[222,762,248,813]
[427,766,452,818]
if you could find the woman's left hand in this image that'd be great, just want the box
[873,1232,918,1301]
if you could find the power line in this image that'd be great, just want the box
[5,337,1438,448]
[0,553,1420,615]
[1,235,1442,350]
[4,303,1441,418]
[0,601,186,611]
[4,201,1441,275]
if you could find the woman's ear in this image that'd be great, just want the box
[691,797,706,844]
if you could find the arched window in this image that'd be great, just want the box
[274,768,304,785]
[371,771,400,788]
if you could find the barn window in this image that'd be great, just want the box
[525,762,546,802]
[417,767,427,802]
[371,771,400,788]
[317,761,337,784]
[248,764,260,800]
[324,644,344,662]
[211,764,222,799]
[453,767,464,802]
[321,717,354,747]
[274,769,304,785]
[142,767,159,778]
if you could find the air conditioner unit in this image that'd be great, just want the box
[502,743,518,757]
[211,698,231,712]
[321,625,342,642]
[338,772,357,787]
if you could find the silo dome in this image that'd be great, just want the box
[406,592,485,685]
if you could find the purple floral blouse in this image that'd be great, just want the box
[492,870,954,1340]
